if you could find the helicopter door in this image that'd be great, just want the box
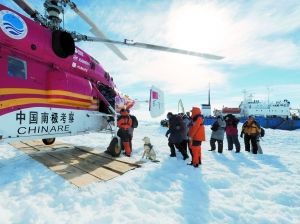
[93,84,113,114]
[96,84,116,111]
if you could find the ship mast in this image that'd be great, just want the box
[267,87,272,105]
[208,82,211,106]
[242,89,247,102]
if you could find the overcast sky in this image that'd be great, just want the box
[5,0,300,117]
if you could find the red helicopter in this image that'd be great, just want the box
[0,0,223,146]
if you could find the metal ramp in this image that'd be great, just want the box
[9,140,141,187]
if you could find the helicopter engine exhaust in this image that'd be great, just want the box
[52,30,75,58]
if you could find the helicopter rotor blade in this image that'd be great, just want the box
[90,28,128,61]
[11,0,48,27]
[65,0,127,60]
[75,35,224,60]
[127,41,224,60]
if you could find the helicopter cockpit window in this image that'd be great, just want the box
[8,56,27,80]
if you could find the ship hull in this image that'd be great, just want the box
[205,116,300,130]
[239,116,300,131]
[204,117,216,125]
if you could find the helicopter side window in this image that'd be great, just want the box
[8,56,27,80]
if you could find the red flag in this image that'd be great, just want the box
[152,91,159,100]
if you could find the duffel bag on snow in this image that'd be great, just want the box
[105,137,121,157]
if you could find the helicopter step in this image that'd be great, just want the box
[9,140,141,187]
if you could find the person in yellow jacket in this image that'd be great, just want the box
[240,115,261,154]
[188,107,205,167]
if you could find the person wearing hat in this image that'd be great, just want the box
[117,108,133,156]
[240,115,261,154]
[188,107,205,167]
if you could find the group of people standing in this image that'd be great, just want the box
[116,106,262,164]
[209,113,240,153]
[165,107,205,168]
[165,108,263,168]
[210,113,262,154]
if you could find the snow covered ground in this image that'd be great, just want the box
[0,121,299,224]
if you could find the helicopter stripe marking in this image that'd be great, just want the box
[0,94,97,104]
[0,104,98,116]
[0,98,98,110]
[0,88,93,101]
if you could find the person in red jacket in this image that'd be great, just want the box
[224,114,240,153]
[117,108,133,157]
[188,107,206,167]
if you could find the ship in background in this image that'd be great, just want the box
[221,91,300,131]
[162,88,300,131]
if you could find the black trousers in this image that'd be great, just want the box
[226,135,241,152]
[210,138,223,153]
[180,139,189,158]
[168,142,176,156]
[168,141,188,158]
[118,129,132,151]
[244,134,258,154]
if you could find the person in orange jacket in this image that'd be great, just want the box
[188,107,206,167]
[117,108,133,157]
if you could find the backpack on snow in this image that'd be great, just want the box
[105,136,121,157]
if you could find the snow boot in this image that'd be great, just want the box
[183,155,189,160]
[123,142,131,157]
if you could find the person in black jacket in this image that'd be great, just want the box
[165,112,188,159]
[180,113,192,160]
